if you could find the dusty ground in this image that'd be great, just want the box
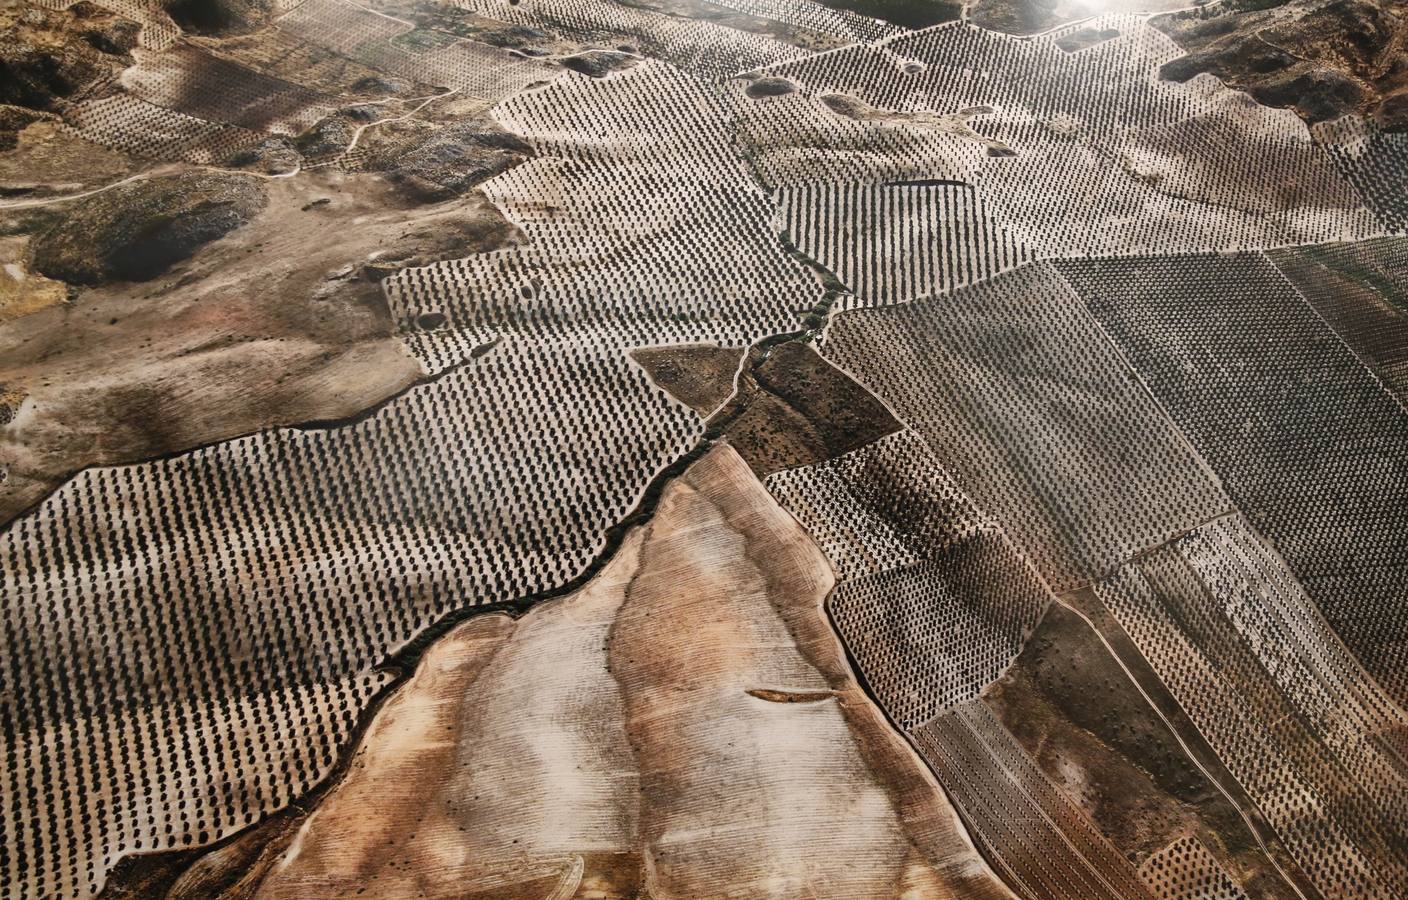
[0,167,520,526]
[113,444,1016,900]
[983,602,1305,897]
[0,117,138,199]
[1156,0,1408,129]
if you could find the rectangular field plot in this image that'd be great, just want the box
[1060,252,1408,707]
[119,44,334,134]
[913,700,1154,900]
[276,0,411,59]
[1094,514,1408,900]
[188,27,415,96]
[776,182,1034,309]
[64,94,265,164]
[1270,237,1408,401]
[821,261,1229,591]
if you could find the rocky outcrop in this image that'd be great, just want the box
[1156,0,1408,130]
[30,172,268,284]
[226,136,301,175]
[0,104,52,152]
[372,122,534,203]
[560,49,639,77]
[0,2,134,111]
[162,0,276,35]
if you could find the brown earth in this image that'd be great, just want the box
[716,341,904,476]
[185,29,430,98]
[115,443,1015,899]
[983,602,1303,897]
[361,118,535,203]
[0,0,549,529]
[0,168,520,528]
[1155,0,1408,130]
[635,339,903,476]
[0,116,139,199]
[632,343,745,416]
[0,235,68,322]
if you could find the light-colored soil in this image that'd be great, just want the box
[0,167,520,526]
[182,444,1014,900]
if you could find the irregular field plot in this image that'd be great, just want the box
[913,700,1153,900]
[386,60,821,370]
[1093,514,1408,899]
[747,18,1386,256]
[0,341,701,899]
[770,431,1050,728]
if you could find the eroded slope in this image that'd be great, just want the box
[153,443,1014,899]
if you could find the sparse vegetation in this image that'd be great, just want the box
[31,172,267,283]
[2,1,1406,899]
